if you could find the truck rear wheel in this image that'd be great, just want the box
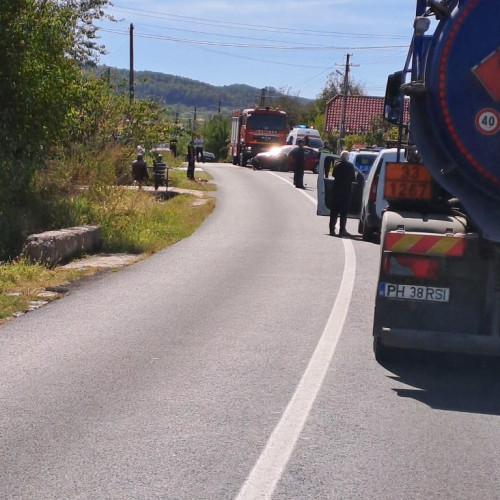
[361,221,374,241]
[232,156,238,165]
[373,336,394,363]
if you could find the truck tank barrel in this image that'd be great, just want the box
[410,0,500,241]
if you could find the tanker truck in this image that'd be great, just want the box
[373,0,500,360]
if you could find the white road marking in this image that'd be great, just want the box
[236,171,356,500]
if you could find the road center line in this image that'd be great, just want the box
[236,172,357,500]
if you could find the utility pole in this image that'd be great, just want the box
[336,54,351,153]
[260,88,267,107]
[335,54,358,153]
[193,107,197,132]
[129,23,134,101]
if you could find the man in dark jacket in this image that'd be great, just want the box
[290,138,306,189]
[131,154,149,189]
[329,151,356,237]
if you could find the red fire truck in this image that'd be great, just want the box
[230,107,288,166]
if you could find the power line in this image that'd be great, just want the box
[99,28,408,51]
[135,22,358,48]
[180,43,331,70]
[108,6,410,40]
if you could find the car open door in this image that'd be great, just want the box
[317,152,364,217]
[316,152,338,215]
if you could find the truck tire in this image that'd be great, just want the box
[312,163,319,174]
[240,152,246,167]
[373,336,394,363]
[232,155,238,165]
[361,215,375,241]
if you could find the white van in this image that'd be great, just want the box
[358,148,406,241]
[286,126,323,150]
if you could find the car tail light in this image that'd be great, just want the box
[369,174,379,202]
[382,254,440,279]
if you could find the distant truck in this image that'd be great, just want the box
[230,107,288,166]
[372,0,500,360]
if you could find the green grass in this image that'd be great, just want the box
[0,175,216,323]
[0,260,93,322]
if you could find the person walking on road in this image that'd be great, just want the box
[329,151,356,237]
[290,138,306,189]
[131,153,149,190]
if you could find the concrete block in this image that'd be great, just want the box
[22,226,101,267]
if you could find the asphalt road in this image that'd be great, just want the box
[1,164,500,499]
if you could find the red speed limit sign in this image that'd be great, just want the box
[475,108,500,135]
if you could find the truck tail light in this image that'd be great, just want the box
[383,254,440,279]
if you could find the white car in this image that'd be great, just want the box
[358,148,406,241]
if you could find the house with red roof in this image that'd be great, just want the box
[324,95,409,134]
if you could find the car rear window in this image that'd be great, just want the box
[355,154,377,167]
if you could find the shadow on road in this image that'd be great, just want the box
[382,351,500,416]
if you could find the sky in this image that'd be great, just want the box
[96,0,419,102]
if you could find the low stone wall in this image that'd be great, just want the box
[22,226,101,267]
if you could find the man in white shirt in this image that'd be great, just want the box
[194,135,204,163]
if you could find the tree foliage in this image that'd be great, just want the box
[0,0,112,259]
[0,0,112,186]
[316,72,366,113]
[201,114,231,161]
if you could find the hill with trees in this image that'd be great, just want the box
[94,66,311,120]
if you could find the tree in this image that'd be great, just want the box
[0,0,112,258]
[0,0,113,183]
[272,86,302,129]
[316,72,366,113]
[202,115,230,161]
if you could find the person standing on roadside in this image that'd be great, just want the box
[187,140,196,180]
[329,150,356,237]
[152,154,167,190]
[319,140,333,178]
[131,153,149,190]
[169,137,178,158]
[194,135,204,163]
[290,138,306,189]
